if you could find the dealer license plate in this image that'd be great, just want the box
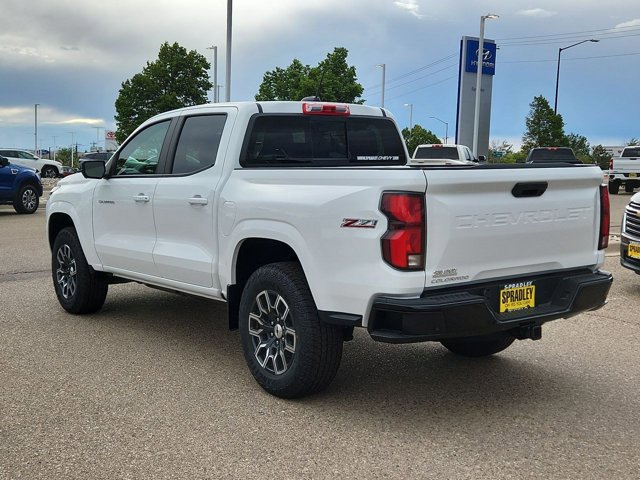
[499,283,535,313]
[628,243,640,258]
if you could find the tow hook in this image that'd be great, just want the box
[516,324,542,341]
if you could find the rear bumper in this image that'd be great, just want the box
[367,269,612,344]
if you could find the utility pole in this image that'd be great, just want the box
[376,64,386,108]
[92,127,102,151]
[68,132,75,168]
[52,136,57,162]
[225,0,232,102]
[34,104,40,157]
[472,14,498,157]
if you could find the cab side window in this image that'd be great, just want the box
[113,121,171,176]
[171,115,226,175]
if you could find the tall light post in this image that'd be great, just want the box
[225,0,232,102]
[376,64,386,108]
[68,132,75,168]
[429,116,449,144]
[554,39,599,114]
[34,103,40,156]
[52,136,57,162]
[472,13,499,157]
[404,103,413,130]
[206,45,218,102]
[92,126,103,151]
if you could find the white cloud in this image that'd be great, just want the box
[0,105,105,127]
[516,8,558,18]
[394,0,423,19]
[615,18,640,29]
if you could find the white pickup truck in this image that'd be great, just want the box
[46,101,612,398]
[410,143,483,166]
[608,146,640,194]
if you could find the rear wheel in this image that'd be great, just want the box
[52,227,108,314]
[608,181,619,195]
[13,184,39,214]
[625,183,635,193]
[441,332,515,357]
[239,262,343,398]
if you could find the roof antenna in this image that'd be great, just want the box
[301,68,326,101]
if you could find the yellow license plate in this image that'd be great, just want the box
[630,173,637,178]
[628,243,640,258]
[500,284,535,313]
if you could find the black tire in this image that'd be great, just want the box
[13,184,39,214]
[239,262,343,398]
[625,184,635,193]
[41,166,58,178]
[441,332,515,357]
[52,227,108,314]
[608,182,619,195]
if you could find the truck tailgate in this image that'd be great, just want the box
[422,166,604,288]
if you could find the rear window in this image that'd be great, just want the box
[414,146,459,160]
[622,147,640,158]
[528,148,579,163]
[241,115,406,167]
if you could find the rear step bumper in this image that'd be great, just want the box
[368,269,612,344]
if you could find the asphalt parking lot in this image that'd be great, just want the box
[1,189,639,479]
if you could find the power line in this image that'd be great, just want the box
[495,24,640,41]
[367,64,457,96]
[363,53,457,91]
[386,75,458,102]
[500,32,640,47]
[500,51,640,64]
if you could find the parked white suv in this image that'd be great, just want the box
[0,149,63,178]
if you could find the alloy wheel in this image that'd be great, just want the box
[22,188,37,211]
[55,244,77,299]
[248,290,296,375]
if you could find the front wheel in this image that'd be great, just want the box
[13,184,39,214]
[41,166,58,178]
[625,183,635,193]
[608,181,619,195]
[239,262,343,398]
[52,227,108,314]
[441,332,515,357]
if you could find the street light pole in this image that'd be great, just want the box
[207,45,218,102]
[554,39,599,114]
[376,64,386,108]
[34,104,40,157]
[225,0,232,102]
[404,103,413,130]
[472,14,498,157]
[429,116,449,144]
[68,132,75,168]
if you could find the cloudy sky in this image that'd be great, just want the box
[0,0,638,154]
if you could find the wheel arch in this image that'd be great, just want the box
[226,237,301,330]
[48,212,76,249]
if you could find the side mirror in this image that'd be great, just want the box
[0,155,8,167]
[81,160,106,179]
[478,155,487,163]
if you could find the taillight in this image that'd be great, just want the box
[598,184,610,250]
[609,158,613,172]
[380,192,425,270]
[302,102,350,116]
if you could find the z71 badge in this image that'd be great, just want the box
[341,218,378,228]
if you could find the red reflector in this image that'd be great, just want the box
[380,192,425,270]
[599,184,610,250]
[302,102,350,116]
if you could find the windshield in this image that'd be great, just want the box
[242,115,406,167]
[413,146,459,160]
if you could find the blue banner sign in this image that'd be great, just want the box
[465,40,496,75]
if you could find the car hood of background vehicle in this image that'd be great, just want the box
[7,162,37,174]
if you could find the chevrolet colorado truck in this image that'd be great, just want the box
[608,146,640,194]
[46,101,613,398]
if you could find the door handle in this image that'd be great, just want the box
[188,195,208,205]
[133,194,150,202]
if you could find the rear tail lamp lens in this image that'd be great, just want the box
[380,192,425,270]
[598,184,610,250]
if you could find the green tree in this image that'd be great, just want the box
[255,47,364,103]
[489,139,513,163]
[627,137,640,146]
[114,42,212,143]
[401,124,441,156]
[55,147,72,167]
[521,95,565,151]
[564,132,591,162]
[592,144,611,170]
